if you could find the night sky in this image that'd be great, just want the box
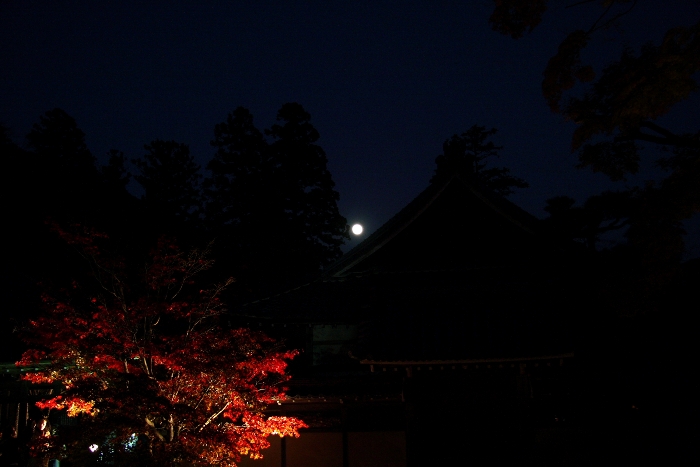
[2,1,699,253]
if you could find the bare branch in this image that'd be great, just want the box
[632,123,700,149]
[198,401,230,432]
[587,1,615,33]
[591,0,638,33]
[566,0,598,8]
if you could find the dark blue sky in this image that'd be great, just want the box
[2,1,698,253]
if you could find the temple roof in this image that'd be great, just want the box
[237,176,581,361]
[325,174,561,278]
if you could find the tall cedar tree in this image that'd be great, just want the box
[102,149,131,194]
[25,108,100,222]
[17,225,305,467]
[431,125,528,196]
[489,1,700,268]
[206,103,348,293]
[133,140,203,235]
[4,111,137,361]
[2,124,40,361]
[21,108,138,242]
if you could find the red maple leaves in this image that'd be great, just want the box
[17,225,305,466]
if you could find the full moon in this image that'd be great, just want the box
[351,224,363,235]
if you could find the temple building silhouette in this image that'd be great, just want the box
[230,174,584,466]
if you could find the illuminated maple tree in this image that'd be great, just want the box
[17,225,306,466]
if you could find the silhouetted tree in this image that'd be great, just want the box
[25,109,96,173]
[431,125,528,196]
[102,149,131,192]
[4,111,148,358]
[25,108,100,221]
[265,103,348,265]
[0,123,15,149]
[543,191,631,250]
[133,140,202,234]
[2,123,37,360]
[4,111,105,360]
[205,107,270,231]
[206,103,347,294]
[488,3,699,261]
[489,4,700,435]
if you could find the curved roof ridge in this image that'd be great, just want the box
[325,175,542,277]
[324,177,450,277]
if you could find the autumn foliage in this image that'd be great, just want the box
[17,225,305,466]
[489,1,699,289]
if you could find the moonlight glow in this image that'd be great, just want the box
[351,224,363,235]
